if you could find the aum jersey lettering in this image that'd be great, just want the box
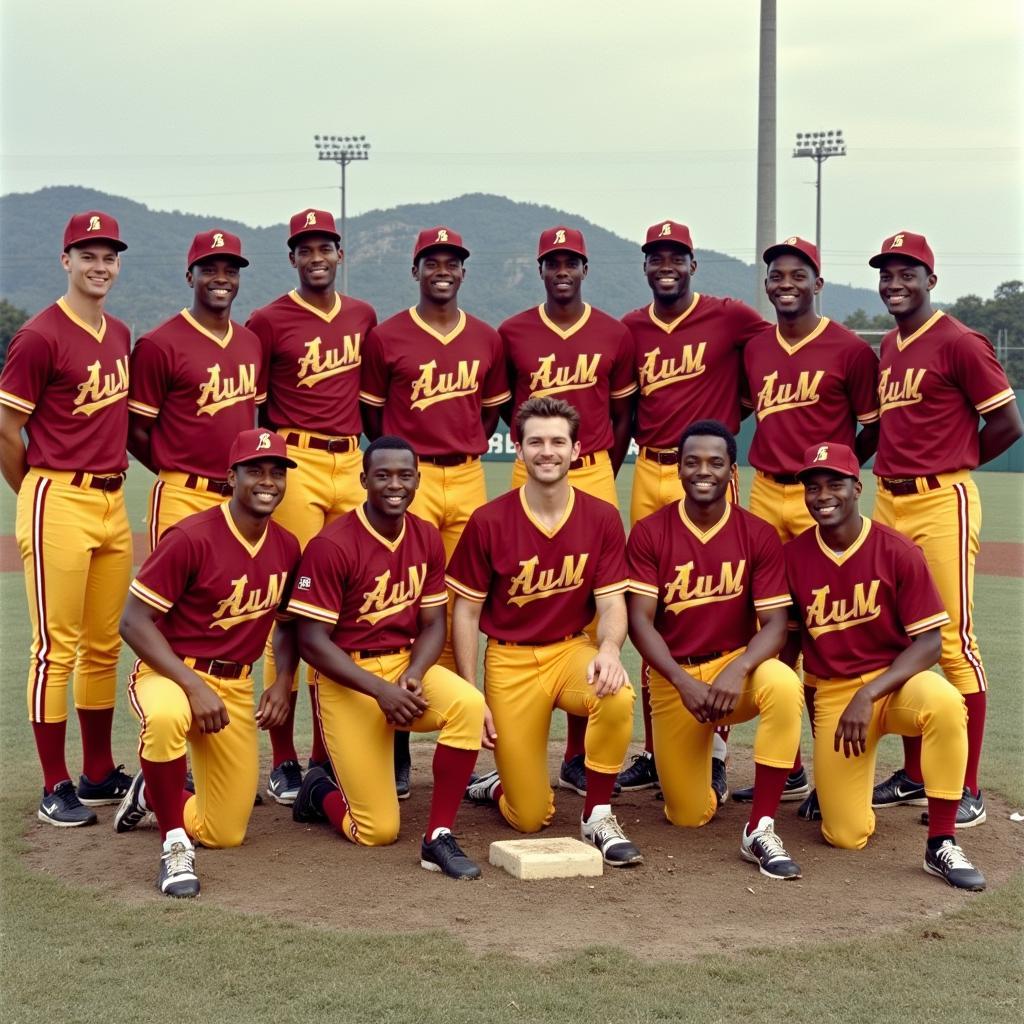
[447,487,628,643]
[0,299,130,473]
[628,502,790,658]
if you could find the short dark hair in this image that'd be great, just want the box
[289,235,341,255]
[679,419,737,465]
[363,436,417,473]
[514,396,580,444]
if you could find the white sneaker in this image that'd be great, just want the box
[158,828,200,898]
[740,816,802,879]
[580,806,643,867]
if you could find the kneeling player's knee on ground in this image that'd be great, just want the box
[193,819,248,850]
[351,809,401,848]
[502,795,553,835]
[822,819,871,851]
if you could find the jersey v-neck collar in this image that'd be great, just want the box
[181,308,233,348]
[220,502,268,558]
[519,485,575,538]
[288,290,342,323]
[356,504,406,552]
[775,316,829,356]
[896,310,944,352]
[537,303,591,340]
[57,297,106,342]
[646,293,700,334]
[814,515,871,565]
[408,306,466,345]
[676,499,731,544]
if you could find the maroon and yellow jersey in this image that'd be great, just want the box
[128,310,266,478]
[284,506,447,653]
[743,318,879,475]
[359,308,509,457]
[246,290,377,436]
[447,487,628,643]
[500,305,637,455]
[0,299,130,474]
[874,311,1016,477]
[623,294,765,445]
[628,502,790,658]
[785,518,949,679]
[129,504,300,663]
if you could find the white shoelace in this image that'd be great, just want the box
[934,841,974,870]
[163,841,196,878]
[592,814,628,845]
[751,822,788,861]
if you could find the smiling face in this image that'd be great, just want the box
[290,234,341,292]
[539,252,587,305]
[188,256,242,314]
[413,248,465,303]
[643,243,695,303]
[765,253,821,318]
[229,458,288,518]
[802,470,862,530]
[515,415,580,485]
[877,257,936,321]
[678,434,733,507]
[361,448,419,519]
[61,244,120,301]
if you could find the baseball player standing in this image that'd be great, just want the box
[617,221,767,796]
[128,230,264,550]
[868,232,1022,827]
[787,442,986,891]
[114,429,301,897]
[288,437,486,880]
[500,227,637,795]
[452,397,643,867]
[0,211,135,826]
[245,209,378,805]
[627,420,804,879]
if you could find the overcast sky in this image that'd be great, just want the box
[2,1,1020,300]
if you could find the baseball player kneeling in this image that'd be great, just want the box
[627,420,804,879]
[286,437,486,880]
[114,430,302,898]
[450,397,643,867]
[786,442,985,891]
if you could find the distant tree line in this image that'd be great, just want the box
[844,281,1024,387]
[0,299,30,371]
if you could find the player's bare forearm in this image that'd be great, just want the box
[0,405,29,493]
[978,401,1024,465]
[857,628,943,704]
[451,598,483,686]
[594,593,627,651]
[271,616,300,684]
[360,403,383,441]
[296,619,388,699]
[609,397,632,474]
[127,413,158,474]
[854,422,880,463]
[407,604,446,679]
[732,607,788,674]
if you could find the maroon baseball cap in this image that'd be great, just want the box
[641,220,694,255]
[537,226,587,262]
[764,236,820,275]
[797,442,860,481]
[868,231,935,273]
[187,229,249,271]
[288,208,341,248]
[227,429,297,470]
[413,226,470,262]
[63,211,127,252]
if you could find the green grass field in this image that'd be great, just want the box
[1,464,1021,1024]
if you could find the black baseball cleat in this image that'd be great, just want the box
[292,766,330,823]
[266,759,303,806]
[420,830,482,879]
[711,756,729,807]
[872,769,927,808]
[920,788,986,829]
[797,788,822,821]
[732,766,809,803]
[158,831,200,898]
[580,809,643,867]
[740,817,802,879]
[616,751,658,792]
[557,754,588,796]
[465,769,500,805]
[77,764,135,806]
[38,780,98,827]
[395,760,411,801]
[307,757,336,782]
[923,839,986,891]
[114,769,152,833]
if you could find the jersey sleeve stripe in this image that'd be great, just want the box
[129,580,173,612]
[905,611,951,636]
[593,580,629,597]
[481,390,512,407]
[857,409,881,424]
[255,392,268,404]
[126,399,160,417]
[421,592,448,608]
[610,383,639,399]
[358,390,386,407]
[445,576,487,602]
[284,598,339,624]
[0,390,35,414]
[626,580,660,597]
[975,389,1016,414]
[754,594,792,610]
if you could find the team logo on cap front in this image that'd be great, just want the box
[257,431,272,450]
[436,229,449,242]
[554,229,566,245]
[212,233,225,248]
[88,216,101,232]
[890,234,904,249]
[785,236,798,245]
[814,445,829,462]
[659,223,673,237]
[304,211,317,227]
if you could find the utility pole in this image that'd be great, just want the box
[754,0,777,318]
[313,134,371,295]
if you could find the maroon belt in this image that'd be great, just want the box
[495,631,587,648]
[284,432,357,454]
[640,447,679,466]
[420,453,478,467]
[184,474,232,496]
[879,475,941,496]
[185,657,252,679]
[350,646,412,659]
[677,650,726,666]
[69,472,125,492]
[569,453,599,471]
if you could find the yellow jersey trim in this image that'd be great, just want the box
[287,289,342,323]
[813,516,871,566]
[481,390,512,408]
[358,390,386,407]
[519,485,575,539]
[646,292,700,334]
[421,592,448,608]
[446,576,487,603]
[127,399,160,418]
[408,307,466,345]
[181,308,233,349]
[676,500,731,545]
[905,611,951,636]
[129,579,173,612]
[356,504,406,552]
[754,594,792,610]
[0,389,35,414]
[896,310,944,352]
[57,297,106,343]
[593,580,628,598]
[627,580,660,598]
[538,303,591,340]
[976,388,1016,415]
[775,316,830,356]
[220,502,267,558]
[285,598,338,625]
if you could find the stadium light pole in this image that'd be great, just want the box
[793,129,846,313]
[313,134,371,295]
[754,0,777,318]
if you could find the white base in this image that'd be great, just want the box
[488,836,604,880]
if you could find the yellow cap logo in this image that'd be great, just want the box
[257,431,272,451]
[436,229,449,242]
[814,445,829,462]
[890,234,904,249]
[212,233,225,248]
[304,211,317,227]
[88,216,101,232]
[659,223,672,237]
[785,236,798,245]
[554,229,566,245]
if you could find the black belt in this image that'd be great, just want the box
[495,631,587,648]
[283,432,357,453]
[184,657,252,679]
[419,454,478,467]
[677,650,726,666]
[569,453,599,471]
[70,472,125,492]
[765,472,801,485]
[184,474,232,496]
[879,475,941,496]
[640,447,679,465]
[350,646,412,659]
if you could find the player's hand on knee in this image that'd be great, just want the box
[587,649,627,696]
[187,679,230,733]
[481,703,498,750]
[255,681,291,731]
[705,663,745,721]
[377,683,428,726]
[398,672,424,699]
[673,673,711,723]
[834,691,872,758]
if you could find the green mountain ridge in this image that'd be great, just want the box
[0,185,881,332]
